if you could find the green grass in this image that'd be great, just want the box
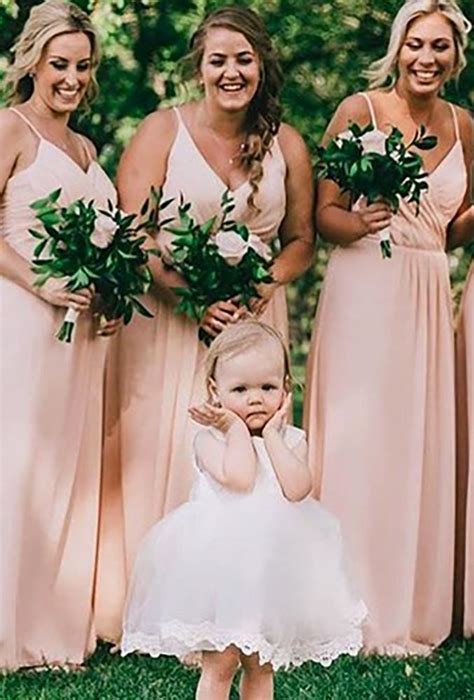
[1,640,473,700]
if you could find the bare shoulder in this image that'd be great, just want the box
[445,103,472,167]
[453,104,473,140]
[277,122,310,165]
[0,107,29,145]
[278,122,307,151]
[330,93,371,130]
[320,93,372,144]
[0,109,31,179]
[117,107,178,189]
[132,107,178,148]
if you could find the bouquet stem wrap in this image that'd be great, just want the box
[379,226,392,259]
[56,307,79,343]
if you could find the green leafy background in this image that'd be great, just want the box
[0,0,472,365]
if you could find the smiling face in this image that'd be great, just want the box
[31,31,93,114]
[199,27,261,114]
[212,343,286,435]
[397,12,457,96]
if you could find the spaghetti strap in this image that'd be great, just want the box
[9,107,43,139]
[77,133,93,167]
[360,93,378,129]
[173,106,184,127]
[449,103,460,141]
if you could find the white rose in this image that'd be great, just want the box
[215,230,249,266]
[338,129,386,156]
[90,212,116,249]
[360,130,386,155]
[248,234,272,261]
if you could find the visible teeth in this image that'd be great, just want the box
[414,71,436,78]
[221,85,243,91]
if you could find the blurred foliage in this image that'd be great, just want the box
[0,0,472,359]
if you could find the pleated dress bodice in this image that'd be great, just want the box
[357,96,467,252]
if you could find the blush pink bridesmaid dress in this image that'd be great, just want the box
[304,94,467,655]
[94,107,289,641]
[455,263,474,638]
[0,110,116,669]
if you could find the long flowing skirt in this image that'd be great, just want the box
[0,279,107,669]
[304,240,455,654]
[454,264,474,637]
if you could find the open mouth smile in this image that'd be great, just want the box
[219,83,246,93]
[55,88,81,99]
[411,70,440,80]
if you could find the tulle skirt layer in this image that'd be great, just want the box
[122,490,366,669]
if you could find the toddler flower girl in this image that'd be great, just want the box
[121,320,366,699]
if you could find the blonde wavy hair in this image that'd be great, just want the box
[365,0,471,88]
[205,320,291,393]
[5,0,100,106]
[185,6,283,211]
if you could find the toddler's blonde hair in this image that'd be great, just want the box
[205,320,291,389]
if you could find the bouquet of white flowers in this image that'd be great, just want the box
[29,188,161,342]
[166,190,273,344]
[317,123,437,258]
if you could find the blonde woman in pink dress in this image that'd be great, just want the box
[304,0,472,655]
[95,6,314,642]
[0,0,119,670]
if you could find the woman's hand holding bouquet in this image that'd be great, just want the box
[165,190,274,344]
[29,188,161,342]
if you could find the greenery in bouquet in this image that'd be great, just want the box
[166,190,274,345]
[316,122,437,258]
[29,187,163,342]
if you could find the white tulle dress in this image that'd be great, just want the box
[121,426,367,669]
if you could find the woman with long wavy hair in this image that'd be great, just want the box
[0,0,118,670]
[304,0,472,655]
[94,6,314,642]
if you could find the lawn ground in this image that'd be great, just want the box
[1,639,473,699]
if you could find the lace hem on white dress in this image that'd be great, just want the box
[122,600,368,670]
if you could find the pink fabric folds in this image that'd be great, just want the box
[94,109,289,641]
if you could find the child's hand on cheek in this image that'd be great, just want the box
[262,393,292,438]
[189,402,247,434]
